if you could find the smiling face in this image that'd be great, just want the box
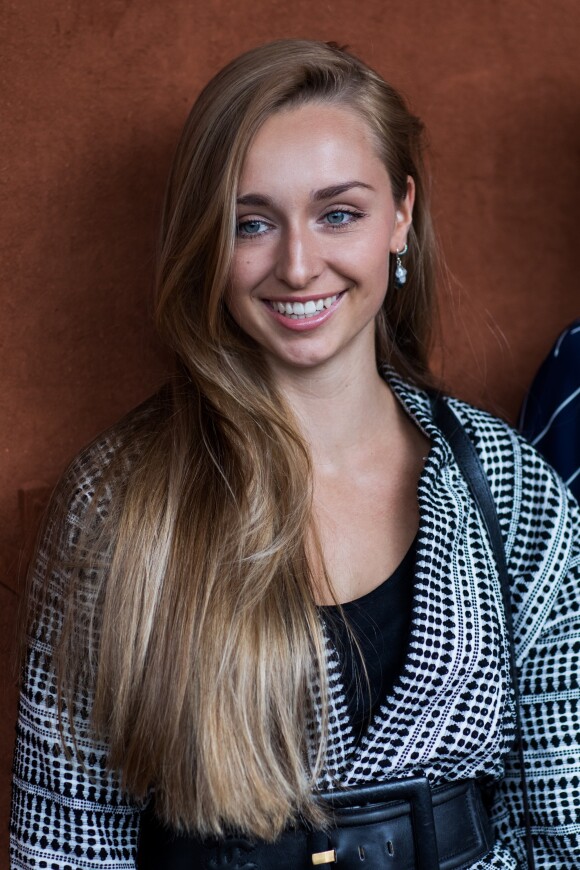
[227,102,414,377]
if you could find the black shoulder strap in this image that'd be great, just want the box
[429,396,513,632]
[430,394,535,869]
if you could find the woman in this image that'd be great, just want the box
[10,40,580,869]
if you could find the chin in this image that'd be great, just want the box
[273,350,342,372]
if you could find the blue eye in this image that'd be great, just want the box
[324,209,365,227]
[237,219,268,237]
[326,211,349,225]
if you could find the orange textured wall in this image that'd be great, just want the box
[3,0,580,861]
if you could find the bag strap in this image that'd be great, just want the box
[430,394,535,869]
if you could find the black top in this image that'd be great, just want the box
[321,539,416,742]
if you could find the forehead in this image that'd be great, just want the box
[238,103,391,197]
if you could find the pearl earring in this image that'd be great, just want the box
[394,243,408,288]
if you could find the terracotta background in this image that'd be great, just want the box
[2,0,580,863]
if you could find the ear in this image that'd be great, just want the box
[389,176,415,253]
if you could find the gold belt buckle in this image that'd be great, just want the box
[311,849,337,865]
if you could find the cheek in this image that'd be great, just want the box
[229,249,265,299]
[350,235,390,290]
[225,257,262,334]
[229,255,245,294]
[345,219,390,267]
[227,257,251,313]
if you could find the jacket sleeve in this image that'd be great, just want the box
[518,320,580,502]
[496,481,580,866]
[457,403,580,866]
[10,446,141,869]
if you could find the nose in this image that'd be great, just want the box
[274,223,323,290]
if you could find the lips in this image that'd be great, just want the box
[267,294,339,320]
[262,291,345,332]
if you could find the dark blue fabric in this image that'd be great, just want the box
[519,319,580,502]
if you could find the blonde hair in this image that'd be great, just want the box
[47,39,438,840]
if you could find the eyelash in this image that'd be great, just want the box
[236,219,271,238]
[323,208,366,229]
[236,209,367,239]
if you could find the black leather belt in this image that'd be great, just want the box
[137,776,494,869]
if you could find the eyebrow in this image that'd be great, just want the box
[236,181,374,208]
[236,192,273,207]
[312,181,374,201]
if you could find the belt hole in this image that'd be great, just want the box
[386,840,395,857]
[358,845,366,860]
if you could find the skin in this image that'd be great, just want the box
[228,103,429,604]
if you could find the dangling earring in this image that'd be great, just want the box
[394,243,408,288]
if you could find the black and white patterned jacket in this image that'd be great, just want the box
[10,372,580,869]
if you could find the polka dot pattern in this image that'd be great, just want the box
[10,371,580,868]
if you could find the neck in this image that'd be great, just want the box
[268,351,399,468]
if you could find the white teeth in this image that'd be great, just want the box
[270,294,338,318]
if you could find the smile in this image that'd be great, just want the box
[266,294,340,320]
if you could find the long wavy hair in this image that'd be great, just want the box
[47,39,438,840]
